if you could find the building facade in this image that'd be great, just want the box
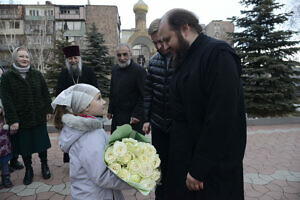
[85,5,120,55]
[0,5,24,62]
[0,1,120,67]
[120,0,234,67]
[204,20,234,46]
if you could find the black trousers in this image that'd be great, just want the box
[151,125,170,200]
[22,151,48,168]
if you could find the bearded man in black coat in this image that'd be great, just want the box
[55,45,98,163]
[107,44,146,134]
[159,9,247,200]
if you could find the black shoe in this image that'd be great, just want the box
[41,163,51,179]
[10,160,24,170]
[1,174,13,188]
[63,153,70,163]
[23,167,34,185]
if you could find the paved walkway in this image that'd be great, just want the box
[1,123,299,200]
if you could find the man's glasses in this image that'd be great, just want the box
[117,53,129,57]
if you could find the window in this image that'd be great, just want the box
[15,21,20,29]
[0,21,5,29]
[45,10,53,16]
[60,9,70,14]
[0,9,8,15]
[9,21,20,29]
[47,36,52,44]
[55,22,62,30]
[73,22,81,30]
[29,10,39,16]
[30,24,40,31]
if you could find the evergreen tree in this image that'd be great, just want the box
[45,30,71,97]
[230,0,300,117]
[82,23,114,97]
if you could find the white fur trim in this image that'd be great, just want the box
[62,114,102,132]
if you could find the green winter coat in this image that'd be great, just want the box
[0,66,53,129]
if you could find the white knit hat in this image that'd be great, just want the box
[52,83,100,114]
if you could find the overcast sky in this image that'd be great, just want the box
[4,0,244,29]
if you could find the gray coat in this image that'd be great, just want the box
[59,114,132,200]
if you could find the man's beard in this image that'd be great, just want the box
[117,59,131,68]
[66,58,82,77]
[172,31,190,70]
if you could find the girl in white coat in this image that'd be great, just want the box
[52,83,131,200]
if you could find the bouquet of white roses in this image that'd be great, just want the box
[104,124,161,195]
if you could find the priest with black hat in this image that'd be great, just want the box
[55,45,98,163]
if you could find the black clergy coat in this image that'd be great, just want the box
[55,65,98,96]
[164,33,247,200]
[108,60,146,134]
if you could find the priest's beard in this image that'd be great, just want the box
[117,59,131,68]
[66,58,82,77]
[172,32,190,70]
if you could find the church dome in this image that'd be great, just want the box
[133,0,148,13]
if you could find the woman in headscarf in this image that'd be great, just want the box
[0,47,52,185]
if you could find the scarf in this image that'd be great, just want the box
[12,63,30,79]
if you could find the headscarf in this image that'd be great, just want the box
[12,47,31,78]
[52,83,100,114]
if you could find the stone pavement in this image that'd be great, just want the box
[1,123,300,200]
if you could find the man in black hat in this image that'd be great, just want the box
[56,45,98,163]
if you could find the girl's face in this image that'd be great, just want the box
[84,93,106,116]
[16,50,30,67]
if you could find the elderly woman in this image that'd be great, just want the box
[0,47,52,185]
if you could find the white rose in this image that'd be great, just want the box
[140,178,156,190]
[151,169,161,181]
[119,151,133,164]
[108,163,121,174]
[118,168,131,181]
[104,146,115,164]
[129,174,142,183]
[113,141,127,158]
[151,154,161,169]
[128,159,141,173]
[139,163,153,178]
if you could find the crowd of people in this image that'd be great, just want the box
[0,8,246,200]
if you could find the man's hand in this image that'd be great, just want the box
[130,117,140,124]
[46,114,52,121]
[10,123,19,132]
[186,172,204,191]
[142,122,151,134]
[107,113,112,120]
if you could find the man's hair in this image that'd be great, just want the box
[164,9,202,34]
[115,43,131,52]
[148,18,160,35]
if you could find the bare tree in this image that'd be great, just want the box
[25,16,53,73]
[3,20,19,54]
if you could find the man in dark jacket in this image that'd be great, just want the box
[143,19,173,200]
[107,44,146,134]
[56,45,98,163]
[159,9,247,200]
